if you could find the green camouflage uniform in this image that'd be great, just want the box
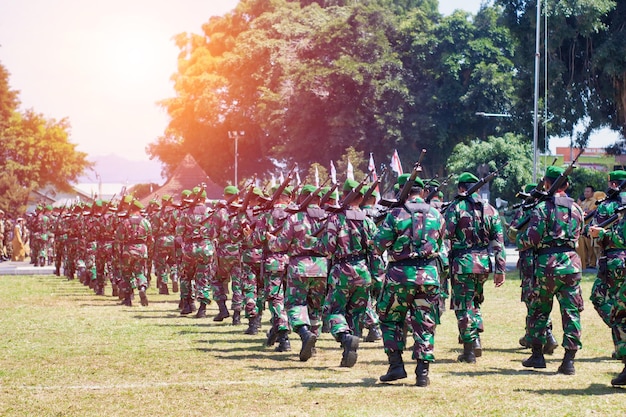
[593,218,626,359]
[212,204,241,305]
[233,208,263,319]
[152,205,180,293]
[269,204,328,333]
[316,206,377,340]
[517,194,584,349]
[180,202,215,306]
[444,193,506,344]
[373,196,445,362]
[253,203,290,333]
[115,210,152,301]
[589,192,626,326]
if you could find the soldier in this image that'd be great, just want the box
[509,184,558,354]
[589,171,626,330]
[233,187,265,327]
[444,172,506,363]
[179,187,215,318]
[373,175,445,386]
[252,185,292,349]
[589,212,626,385]
[115,196,152,307]
[210,186,241,322]
[315,179,377,367]
[267,184,328,359]
[517,166,584,374]
[152,195,180,295]
[359,186,384,342]
[0,209,6,261]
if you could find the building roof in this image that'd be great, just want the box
[139,154,223,205]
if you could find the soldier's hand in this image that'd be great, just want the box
[588,226,603,239]
[493,272,505,287]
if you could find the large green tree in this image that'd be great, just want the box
[0,61,90,215]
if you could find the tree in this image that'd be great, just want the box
[0,61,91,215]
[446,133,534,204]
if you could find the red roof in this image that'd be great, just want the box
[139,154,223,205]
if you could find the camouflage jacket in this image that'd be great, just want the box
[268,204,328,277]
[315,205,377,262]
[590,191,626,252]
[373,197,445,286]
[232,208,263,264]
[517,193,584,275]
[115,213,151,249]
[252,203,290,272]
[444,193,505,275]
[211,203,240,258]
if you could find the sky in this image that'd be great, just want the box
[1,0,616,171]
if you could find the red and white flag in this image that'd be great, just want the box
[346,158,355,181]
[390,149,403,176]
[314,165,320,187]
[368,153,380,202]
[330,160,337,184]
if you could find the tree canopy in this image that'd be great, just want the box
[0,61,90,215]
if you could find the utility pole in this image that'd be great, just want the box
[228,131,245,185]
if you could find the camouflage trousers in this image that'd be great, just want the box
[242,262,263,319]
[264,269,289,332]
[527,272,583,350]
[519,252,553,337]
[213,254,239,303]
[377,278,440,362]
[612,275,626,358]
[119,244,148,294]
[154,238,178,286]
[54,239,65,274]
[63,238,81,279]
[326,261,371,340]
[358,291,380,333]
[95,242,113,291]
[451,273,487,343]
[84,241,97,285]
[285,273,326,331]
[182,240,214,304]
[589,257,626,327]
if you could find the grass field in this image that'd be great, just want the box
[0,272,624,417]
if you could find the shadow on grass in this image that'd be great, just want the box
[515,383,621,396]
[446,366,527,377]
[301,378,379,388]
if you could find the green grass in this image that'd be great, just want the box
[0,272,623,417]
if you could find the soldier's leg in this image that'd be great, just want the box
[555,274,583,351]
[229,258,243,318]
[265,270,288,333]
[376,274,409,381]
[591,277,613,327]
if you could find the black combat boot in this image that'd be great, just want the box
[275,330,291,352]
[557,349,576,375]
[611,360,626,386]
[365,325,382,342]
[473,336,482,358]
[416,360,430,387]
[195,302,207,318]
[297,325,317,362]
[172,277,179,293]
[121,291,132,307]
[339,333,360,368]
[245,315,261,335]
[379,350,407,382]
[139,288,149,306]
[458,342,476,363]
[180,298,195,315]
[232,310,241,325]
[213,300,230,322]
[265,325,278,345]
[522,342,546,369]
[543,329,558,355]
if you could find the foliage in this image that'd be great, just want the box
[446,133,534,204]
[0,171,29,215]
[127,183,161,200]
[568,166,609,201]
[0,61,91,216]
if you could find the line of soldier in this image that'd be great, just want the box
[27,162,626,387]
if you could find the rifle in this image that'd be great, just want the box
[360,167,388,207]
[597,204,626,229]
[425,173,453,204]
[286,178,331,213]
[584,177,626,222]
[258,165,297,211]
[512,150,584,231]
[440,161,510,213]
[326,173,371,213]
[378,149,427,208]
[319,183,339,207]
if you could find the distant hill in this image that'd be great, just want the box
[78,154,165,185]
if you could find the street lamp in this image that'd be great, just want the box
[227,131,245,185]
